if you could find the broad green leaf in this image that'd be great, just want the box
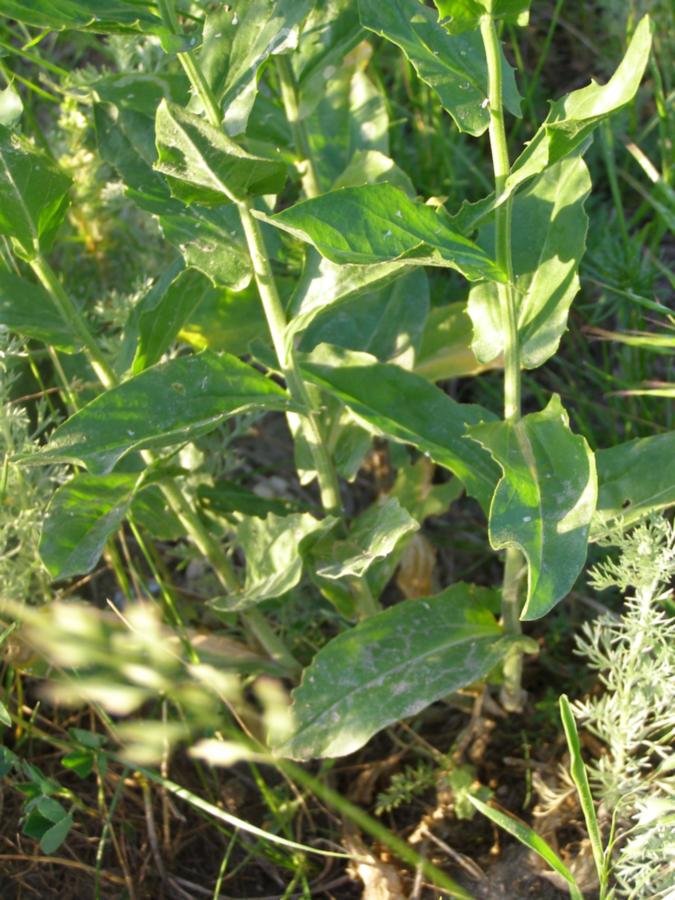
[300,268,430,368]
[468,395,597,620]
[0,271,80,351]
[359,0,521,137]
[266,183,505,283]
[154,101,287,205]
[299,345,499,511]
[159,206,252,290]
[293,0,364,120]
[316,498,419,579]
[468,155,591,369]
[212,513,332,612]
[197,482,296,519]
[40,814,73,855]
[0,84,23,128]
[390,457,464,523]
[275,583,509,758]
[414,301,496,381]
[179,281,267,353]
[94,102,178,216]
[305,59,389,190]
[93,72,189,119]
[40,474,140,580]
[288,251,408,337]
[132,268,215,373]
[592,431,675,538]
[34,352,292,474]
[200,0,313,136]
[0,125,71,258]
[468,797,582,900]
[433,0,530,35]
[0,0,162,33]
[332,150,416,196]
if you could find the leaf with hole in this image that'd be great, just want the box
[468,395,597,620]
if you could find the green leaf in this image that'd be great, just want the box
[304,59,389,190]
[467,796,583,900]
[61,750,95,779]
[359,0,521,137]
[37,796,67,823]
[0,270,80,351]
[39,814,73,855]
[468,155,591,369]
[414,301,493,381]
[468,395,597,620]
[200,0,313,136]
[592,431,675,538]
[93,72,189,119]
[34,352,292,474]
[197,481,297,519]
[275,583,509,758]
[0,0,162,33]
[178,281,267,353]
[40,473,142,580]
[299,268,430,368]
[433,1,530,35]
[154,100,287,205]
[212,513,332,612]
[293,0,364,121]
[316,498,419,579]
[0,699,11,727]
[132,268,215,373]
[332,150,416,196]
[299,345,499,511]
[0,125,71,258]
[159,206,253,290]
[0,83,23,128]
[266,183,505,283]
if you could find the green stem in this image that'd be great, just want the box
[237,201,342,516]
[32,255,300,676]
[275,56,322,198]
[480,12,525,711]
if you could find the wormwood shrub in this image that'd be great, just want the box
[0,0,673,848]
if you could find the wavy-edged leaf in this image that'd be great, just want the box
[200,0,313,136]
[34,352,292,474]
[0,125,71,258]
[433,1,530,35]
[316,498,419,579]
[40,473,140,579]
[359,0,521,136]
[265,183,504,282]
[154,100,287,205]
[213,513,333,612]
[0,0,162,33]
[592,431,675,538]
[0,271,79,351]
[275,583,510,759]
[450,16,652,233]
[468,395,597,620]
[468,155,591,369]
[299,345,499,511]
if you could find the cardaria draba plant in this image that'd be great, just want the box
[0,0,673,774]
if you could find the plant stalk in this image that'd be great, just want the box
[32,254,301,676]
[275,56,322,198]
[480,12,526,711]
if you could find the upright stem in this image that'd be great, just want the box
[480,13,525,711]
[238,202,343,516]
[32,254,300,676]
[275,56,322,198]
